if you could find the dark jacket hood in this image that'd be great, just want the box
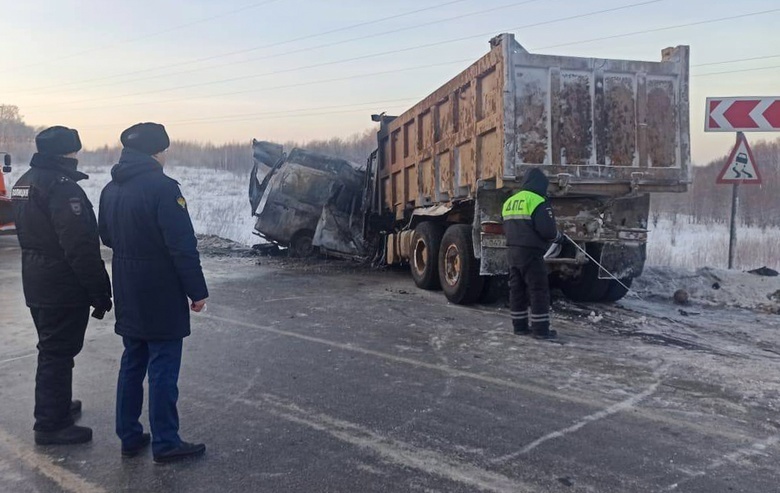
[522,168,549,197]
[30,152,88,182]
[111,148,163,184]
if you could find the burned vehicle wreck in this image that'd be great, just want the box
[249,140,367,257]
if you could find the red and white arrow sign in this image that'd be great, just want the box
[706,97,780,132]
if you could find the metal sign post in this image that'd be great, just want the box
[705,97,777,269]
[713,131,761,269]
[728,181,739,269]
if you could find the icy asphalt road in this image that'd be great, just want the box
[2,236,780,493]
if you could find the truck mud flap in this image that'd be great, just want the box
[598,243,646,280]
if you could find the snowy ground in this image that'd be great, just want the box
[647,216,780,271]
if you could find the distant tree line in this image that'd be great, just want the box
[652,138,780,228]
[0,104,377,174]
[4,103,778,227]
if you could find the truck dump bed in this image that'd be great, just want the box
[371,33,690,220]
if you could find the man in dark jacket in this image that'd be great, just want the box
[11,126,112,445]
[502,168,562,339]
[99,122,208,463]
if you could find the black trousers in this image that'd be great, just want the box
[507,247,550,332]
[29,306,90,432]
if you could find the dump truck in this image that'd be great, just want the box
[0,153,14,235]
[360,33,690,304]
[249,33,690,304]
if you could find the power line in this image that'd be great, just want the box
[35,0,544,98]
[693,64,780,77]
[7,0,283,72]
[535,8,780,50]
[26,4,780,117]
[77,97,422,129]
[692,53,780,67]
[21,0,473,94]
[38,58,477,115]
[28,0,665,111]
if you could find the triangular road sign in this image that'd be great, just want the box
[716,133,762,185]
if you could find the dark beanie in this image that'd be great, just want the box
[120,122,170,155]
[36,126,82,155]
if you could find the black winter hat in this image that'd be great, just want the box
[120,122,170,156]
[35,126,82,155]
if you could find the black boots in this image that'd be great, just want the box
[513,314,557,339]
[35,425,93,445]
[35,400,91,445]
[532,328,558,340]
[153,442,206,464]
[512,320,530,335]
[531,314,556,340]
[122,433,151,458]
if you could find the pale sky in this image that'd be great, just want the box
[1,0,778,165]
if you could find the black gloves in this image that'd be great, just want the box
[91,297,113,320]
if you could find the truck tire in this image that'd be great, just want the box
[289,230,315,257]
[438,224,485,305]
[410,222,445,290]
[601,277,633,303]
[560,243,610,302]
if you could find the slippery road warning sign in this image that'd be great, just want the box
[716,133,762,185]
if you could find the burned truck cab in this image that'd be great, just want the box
[249,140,366,257]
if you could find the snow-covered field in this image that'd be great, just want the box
[647,216,780,271]
[4,164,257,246]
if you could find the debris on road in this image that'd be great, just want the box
[197,235,258,258]
[634,266,780,313]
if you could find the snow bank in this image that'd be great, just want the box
[647,216,780,271]
[635,265,780,312]
[72,164,257,246]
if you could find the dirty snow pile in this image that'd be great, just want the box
[634,266,780,312]
[196,235,258,257]
[77,165,257,246]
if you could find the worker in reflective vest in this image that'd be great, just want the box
[501,168,562,339]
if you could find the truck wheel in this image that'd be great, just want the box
[410,222,445,290]
[438,224,484,305]
[560,243,610,302]
[601,278,633,303]
[289,230,315,257]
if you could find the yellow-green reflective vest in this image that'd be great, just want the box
[502,190,546,220]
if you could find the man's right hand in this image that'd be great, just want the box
[191,298,207,312]
[92,296,113,313]
[91,296,113,319]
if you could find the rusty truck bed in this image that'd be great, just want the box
[373,33,690,220]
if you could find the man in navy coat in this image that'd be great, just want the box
[99,122,208,463]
